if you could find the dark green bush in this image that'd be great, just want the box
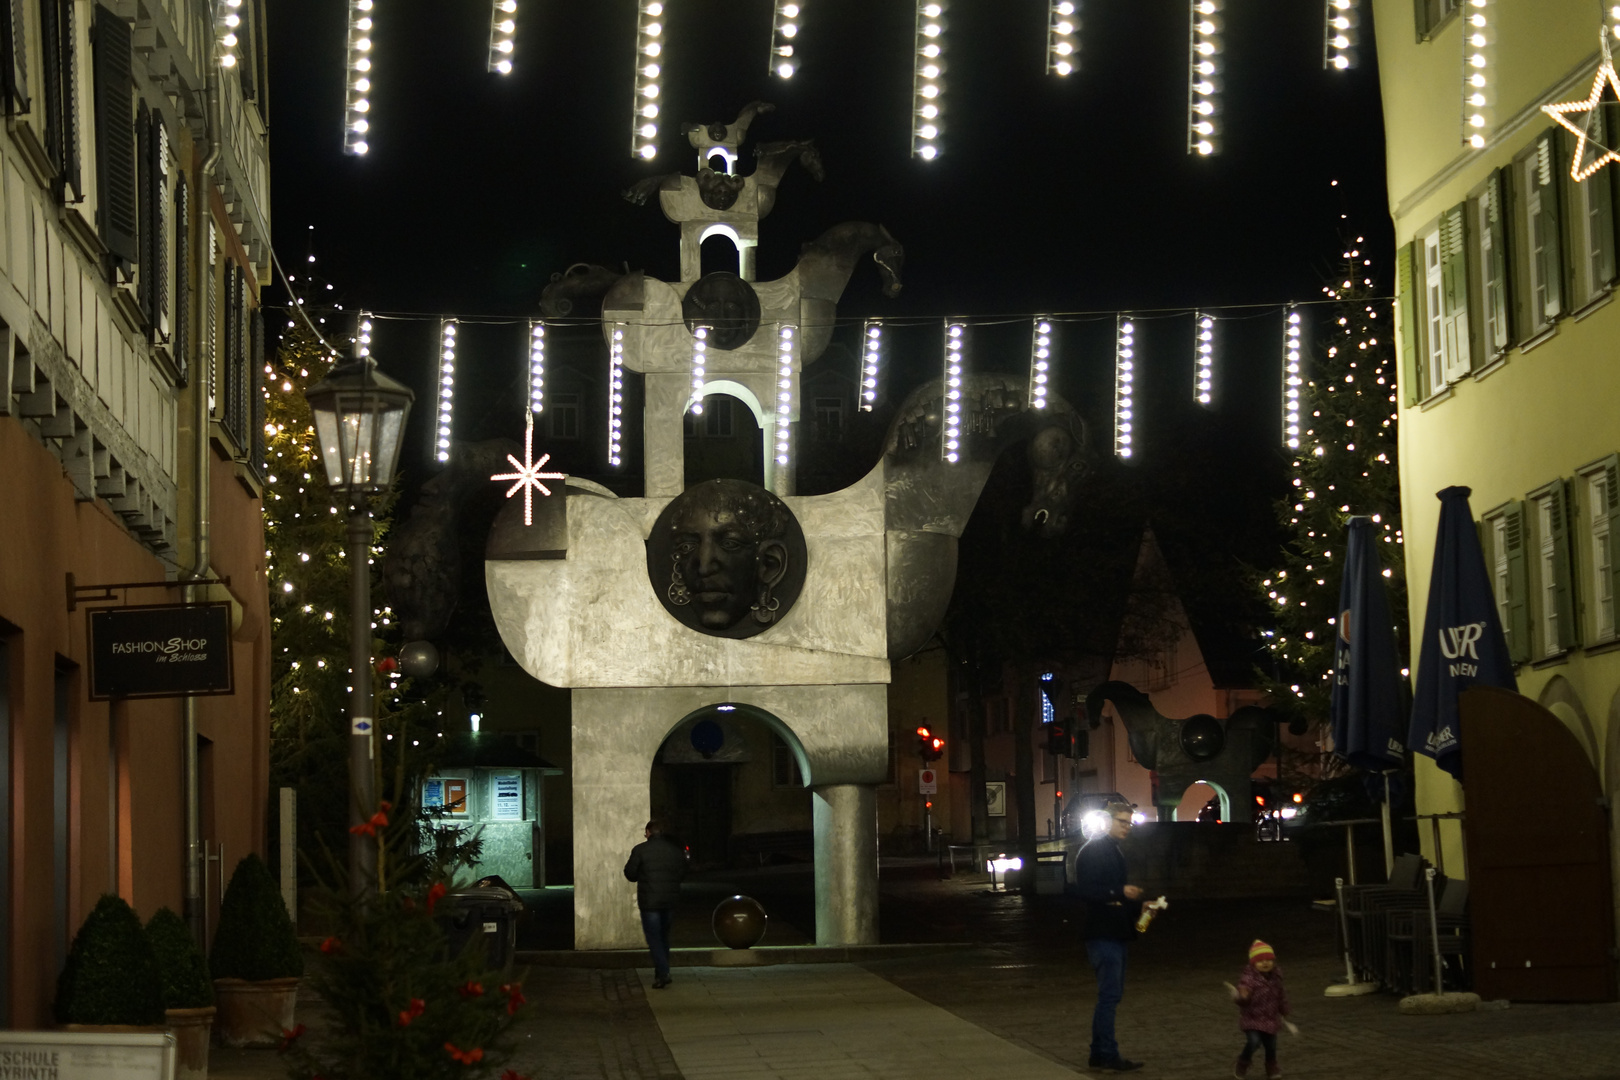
[210,853,304,980]
[145,907,214,1009]
[54,895,165,1025]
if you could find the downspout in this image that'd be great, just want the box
[184,56,225,946]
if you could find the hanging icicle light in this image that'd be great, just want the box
[1193,313,1213,405]
[343,0,375,155]
[435,320,458,463]
[1114,316,1135,459]
[1188,0,1221,155]
[631,1,665,159]
[356,312,373,358]
[1323,0,1356,70]
[528,320,545,414]
[217,0,243,67]
[859,320,881,412]
[775,325,796,466]
[608,325,625,467]
[488,0,517,74]
[770,1,801,78]
[1612,1,1620,39]
[942,320,965,463]
[1463,0,1491,148]
[1283,308,1303,449]
[1047,1,1078,76]
[1029,318,1052,410]
[912,2,946,160]
[690,326,708,416]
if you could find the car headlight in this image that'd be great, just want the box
[1081,809,1112,839]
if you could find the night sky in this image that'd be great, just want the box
[265,0,1392,492]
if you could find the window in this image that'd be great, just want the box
[1039,672,1055,725]
[1414,0,1460,39]
[814,397,843,442]
[45,0,82,198]
[2,0,29,114]
[137,110,169,338]
[770,732,803,787]
[173,178,190,384]
[1513,132,1564,340]
[1471,171,1511,360]
[1484,501,1530,663]
[1529,480,1577,657]
[1566,119,1617,306]
[1579,455,1620,644]
[93,4,136,261]
[1400,206,1470,401]
[549,393,579,440]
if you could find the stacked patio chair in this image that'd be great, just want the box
[1339,852,1425,986]
[1383,877,1470,996]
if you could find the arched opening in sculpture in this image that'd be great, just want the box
[649,702,812,872]
[684,391,764,487]
[705,147,737,175]
[1175,779,1230,822]
[698,222,747,278]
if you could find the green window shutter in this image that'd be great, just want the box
[1397,241,1422,406]
[2,0,28,114]
[136,100,152,317]
[93,3,137,267]
[1483,169,1512,354]
[1504,502,1531,663]
[1413,0,1430,40]
[1441,203,1471,381]
[173,177,189,386]
[1603,457,1620,635]
[1536,132,1565,320]
[1548,480,1579,651]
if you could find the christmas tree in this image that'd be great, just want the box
[1257,236,1408,767]
[264,309,445,873]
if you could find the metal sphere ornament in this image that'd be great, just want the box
[398,640,441,679]
[1179,714,1226,763]
[712,894,767,950]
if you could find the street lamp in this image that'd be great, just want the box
[305,357,414,897]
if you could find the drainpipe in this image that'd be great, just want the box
[184,60,225,948]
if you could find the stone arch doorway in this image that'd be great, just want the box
[683,392,764,487]
[651,701,812,869]
[1175,779,1230,822]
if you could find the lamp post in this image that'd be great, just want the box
[305,357,414,897]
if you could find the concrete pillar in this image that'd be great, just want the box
[571,689,649,950]
[644,372,688,499]
[812,783,877,945]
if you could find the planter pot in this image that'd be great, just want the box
[166,1006,216,1080]
[212,978,299,1048]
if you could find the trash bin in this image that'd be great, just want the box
[438,882,525,972]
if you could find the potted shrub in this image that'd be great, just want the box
[210,853,304,1047]
[147,907,215,1079]
[54,895,166,1030]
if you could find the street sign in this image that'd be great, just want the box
[918,768,938,794]
[87,603,234,700]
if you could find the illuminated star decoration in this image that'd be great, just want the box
[490,417,564,526]
[1541,33,1620,181]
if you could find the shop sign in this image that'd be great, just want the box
[88,603,234,701]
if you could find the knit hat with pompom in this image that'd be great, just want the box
[1248,939,1276,963]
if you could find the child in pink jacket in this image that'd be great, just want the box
[1228,939,1297,1079]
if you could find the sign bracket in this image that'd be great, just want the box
[67,572,232,612]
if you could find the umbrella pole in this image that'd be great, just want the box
[1324,874,1379,996]
[1381,772,1395,878]
[1426,867,1444,995]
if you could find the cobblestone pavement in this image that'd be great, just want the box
[208,859,1620,1080]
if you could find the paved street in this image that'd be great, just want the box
[211,859,1620,1080]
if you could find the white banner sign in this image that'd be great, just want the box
[0,1031,175,1080]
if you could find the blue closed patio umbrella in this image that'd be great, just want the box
[1331,516,1409,772]
[1408,486,1517,780]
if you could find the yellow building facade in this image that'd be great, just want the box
[1376,0,1620,921]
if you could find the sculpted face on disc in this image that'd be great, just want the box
[647,479,807,639]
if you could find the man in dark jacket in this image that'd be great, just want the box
[623,819,687,988]
[1074,802,1145,1072]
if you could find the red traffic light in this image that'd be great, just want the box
[917,724,944,762]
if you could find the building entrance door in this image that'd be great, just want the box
[1460,686,1616,1002]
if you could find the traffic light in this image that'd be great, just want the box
[916,724,944,762]
[1045,720,1071,757]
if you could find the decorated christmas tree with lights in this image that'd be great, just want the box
[1258,238,1408,749]
[264,317,441,866]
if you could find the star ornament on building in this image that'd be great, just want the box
[490,421,564,526]
[1542,45,1620,182]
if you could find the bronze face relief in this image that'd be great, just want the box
[646,479,808,639]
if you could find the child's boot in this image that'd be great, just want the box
[1264,1060,1281,1079]
[1233,1057,1250,1079]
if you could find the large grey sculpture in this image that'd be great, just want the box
[480,107,1096,951]
[1085,681,1278,824]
